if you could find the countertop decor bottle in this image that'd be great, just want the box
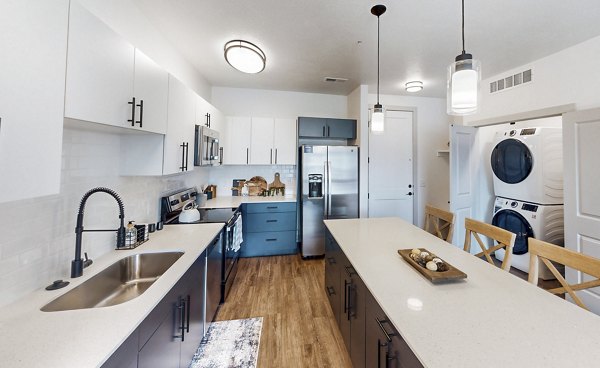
[125,221,137,248]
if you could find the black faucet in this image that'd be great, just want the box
[72,187,126,278]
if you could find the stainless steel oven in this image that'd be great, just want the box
[194,125,221,166]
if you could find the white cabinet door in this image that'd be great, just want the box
[0,0,69,203]
[65,1,135,128]
[224,117,251,165]
[195,95,210,128]
[250,118,275,165]
[163,75,196,175]
[133,49,168,134]
[273,118,297,165]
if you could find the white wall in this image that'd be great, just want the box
[366,94,449,227]
[347,85,369,217]
[0,128,208,307]
[463,34,600,125]
[77,0,211,100]
[211,87,348,118]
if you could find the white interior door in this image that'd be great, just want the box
[563,109,600,314]
[449,124,478,249]
[368,110,414,222]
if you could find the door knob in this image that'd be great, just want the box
[407,192,413,196]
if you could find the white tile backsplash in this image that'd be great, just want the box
[0,127,208,307]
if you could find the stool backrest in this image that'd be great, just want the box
[424,205,456,243]
[463,218,516,271]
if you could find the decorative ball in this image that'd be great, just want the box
[411,248,421,256]
[426,261,438,271]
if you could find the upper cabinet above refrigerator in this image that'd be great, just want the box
[298,117,356,139]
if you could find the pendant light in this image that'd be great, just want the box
[371,5,386,134]
[447,0,480,115]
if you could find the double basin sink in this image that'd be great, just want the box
[42,251,184,312]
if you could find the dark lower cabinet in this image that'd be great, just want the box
[103,232,222,368]
[324,233,341,324]
[325,230,422,368]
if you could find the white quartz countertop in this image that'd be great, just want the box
[324,218,600,368]
[0,223,224,368]
[198,194,296,209]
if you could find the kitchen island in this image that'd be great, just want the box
[324,217,600,368]
[0,223,224,368]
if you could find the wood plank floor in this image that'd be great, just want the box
[216,255,352,368]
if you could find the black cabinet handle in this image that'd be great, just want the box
[275,149,278,164]
[219,147,223,165]
[176,298,186,341]
[344,265,357,277]
[376,318,394,343]
[377,340,388,368]
[265,238,277,242]
[326,286,336,296]
[180,142,189,171]
[343,279,350,314]
[127,97,136,126]
[266,219,278,223]
[205,113,210,127]
[135,99,143,127]
[266,206,278,209]
[270,148,273,164]
[246,148,249,164]
[327,257,336,265]
[322,126,326,137]
[186,294,191,333]
[327,126,331,136]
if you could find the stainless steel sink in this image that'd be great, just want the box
[41,251,184,312]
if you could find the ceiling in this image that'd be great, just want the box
[134,0,600,97]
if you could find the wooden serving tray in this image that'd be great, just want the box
[398,248,467,283]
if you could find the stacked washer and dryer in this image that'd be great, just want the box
[490,126,564,279]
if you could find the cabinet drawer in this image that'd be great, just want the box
[245,202,296,214]
[244,211,297,232]
[241,231,297,257]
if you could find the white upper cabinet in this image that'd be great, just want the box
[273,118,298,165]
[195,95,223,134]
[163,75,196,175]
[250,118,276,165]
[65,1,134,128]
[0,0,69,203]
[224,117,252,165]
[65,2,168,134]
[225,116,298,166]
[133,49,168,134]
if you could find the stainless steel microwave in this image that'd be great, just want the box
[194,125,221,166]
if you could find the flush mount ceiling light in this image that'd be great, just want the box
[447,0,481,115]
[405,81,423,93]
[224,40,266,74]
[371,4,386,134]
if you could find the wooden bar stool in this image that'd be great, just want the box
[528,238,600,311]
[423,204,455,243]
[463,218,516,271]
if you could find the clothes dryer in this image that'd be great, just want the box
[491,127,563,204]
[492,196,564,280]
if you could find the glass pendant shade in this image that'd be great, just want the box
[447,58,481,115]
[224,40,266,74]
[371,104,385,134]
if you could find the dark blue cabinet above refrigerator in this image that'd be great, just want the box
[298,117,356,139]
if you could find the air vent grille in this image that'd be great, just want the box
[490,69,532,94]
[324,77,348,83]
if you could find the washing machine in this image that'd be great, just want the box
[492,196,564,280]
[491,127,563,204]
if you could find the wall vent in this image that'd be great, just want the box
[490,68,532,94]
[324,77,348,83]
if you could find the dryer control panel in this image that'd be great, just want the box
[522,203,538,212]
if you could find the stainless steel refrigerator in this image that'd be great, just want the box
[299,145,359,257]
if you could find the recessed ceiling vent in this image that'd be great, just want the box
[324,77,348,83]
[490,69,532,94]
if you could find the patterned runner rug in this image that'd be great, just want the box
[189,317,263,368]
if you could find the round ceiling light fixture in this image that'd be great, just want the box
[224,40,266,74]
[405,81,423,93]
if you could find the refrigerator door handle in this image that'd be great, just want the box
[327,161,332,217]
[323,161,328,218]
